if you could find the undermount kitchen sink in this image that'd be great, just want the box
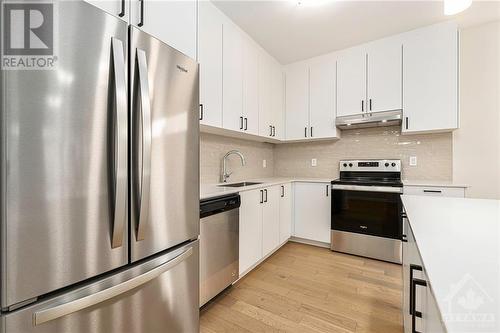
[218,182,262,188]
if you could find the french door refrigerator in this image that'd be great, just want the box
[0,1,200,332]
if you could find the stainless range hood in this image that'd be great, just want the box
[336,110,402,129]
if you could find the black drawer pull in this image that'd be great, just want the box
[409,264,423,315]
[423,190,442,194]
[411,278,427,333]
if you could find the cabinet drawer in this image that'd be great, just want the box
[404,186,464,198]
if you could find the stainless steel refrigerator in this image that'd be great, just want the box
[0,1,200,332]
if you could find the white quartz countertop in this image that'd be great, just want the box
[200,177,332,200]
[401,195,500,332]
[403,180,468,188]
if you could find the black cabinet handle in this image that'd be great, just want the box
[118,0,125,17]
[310,127,313,137]
[244,118,248,131]
[264,189,268,203]
[369,98,372,111]
[260,190,263,204]
[240,116,243,130]
[409,264,423,316]
[405,117,409,130]
[361,100,364,112]
[272,126,276,137]
[269,125,273,136]
[199,104,203,121]
[326,185,329,196]
[281,185,284,197]
[304,127,307,137]
[402,234,408,242]
[411,278,427,333]
[423,190,442,194]
[138,0,144,27]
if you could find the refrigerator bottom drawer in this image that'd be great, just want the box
[1,240,199,333]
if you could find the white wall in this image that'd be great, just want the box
[453,21,500,199]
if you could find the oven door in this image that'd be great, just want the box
[331,185,402,239]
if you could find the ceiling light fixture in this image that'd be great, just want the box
[444,0,472,15]
[296,0,332,7]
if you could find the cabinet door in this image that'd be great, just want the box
[285,64,309,140]
[309,60,338,139]
[262,187,281,256]
[271,63,285,140]
[198,1,223,127]
[239,189,263,275]
[425,284,447,333]
[130,0,197,59]
[402,218,412,333]
[293,182,331,243]
[279,184,292,244]
[367,39,402,113]
[222,22,243,132]
[258,53,273,138]
[84,0,128,20]
[337,47,366,117]
[242,37,260,135]
[403,22,458,133]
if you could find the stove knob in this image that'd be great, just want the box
[349,163,353,167]
[385,162,389,167]
[343,163,347,167]
[391,162,396,167]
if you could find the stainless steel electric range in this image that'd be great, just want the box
[330,159,403,264]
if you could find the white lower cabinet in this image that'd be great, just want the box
[279,183,292,244]
[239,184,290,276]
[293,182,331,243]
[403,216,446,333]
[262,187,280,255]
[239,189,263,275]
[404,185,465,198]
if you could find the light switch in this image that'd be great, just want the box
[409,156,417,166]
[311,158,317,167]
[262,159,267,168]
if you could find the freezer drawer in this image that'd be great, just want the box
[1,241,199,333]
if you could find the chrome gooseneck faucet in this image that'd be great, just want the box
[221,150,246,183]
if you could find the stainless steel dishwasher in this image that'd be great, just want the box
[199,194,240,307]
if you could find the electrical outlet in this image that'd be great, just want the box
[262,159,267,168]
[311,158,317,167]
[409,156,417,166]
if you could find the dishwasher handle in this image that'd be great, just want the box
[200,194,241,218]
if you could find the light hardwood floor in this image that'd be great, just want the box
[200,242,403,333]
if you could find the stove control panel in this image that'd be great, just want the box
[339,159,401,172]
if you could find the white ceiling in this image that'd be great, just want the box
[212,0,500,64]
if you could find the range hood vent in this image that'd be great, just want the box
[336,110,402,129]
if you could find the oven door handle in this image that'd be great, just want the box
[331,184,403,193]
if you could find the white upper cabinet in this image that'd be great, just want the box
[285,63,310,140]
[337,47,366,117]
[84,0,128,20]
[271,63,285,140]
[242,37,260,135]
[309,60,338,139]
[258,54,273,138]
[403,22,458,134]
[130,0,197,59]
[222,21,244,132]
[366,38,402,113]
[198,1,223,127]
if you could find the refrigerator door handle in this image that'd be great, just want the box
[110,37,127,249]
[32,247,194,326]
[135,48,152,241]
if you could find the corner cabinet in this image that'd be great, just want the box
[129,0,197,60]
[293,182,331,244]
[285,61,339,141]
[402,216,446,333]
[402,22,458,134]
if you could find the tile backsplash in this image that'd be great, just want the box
[200,126,453,183]
[274,126,453,180]
[200,133,274,184]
